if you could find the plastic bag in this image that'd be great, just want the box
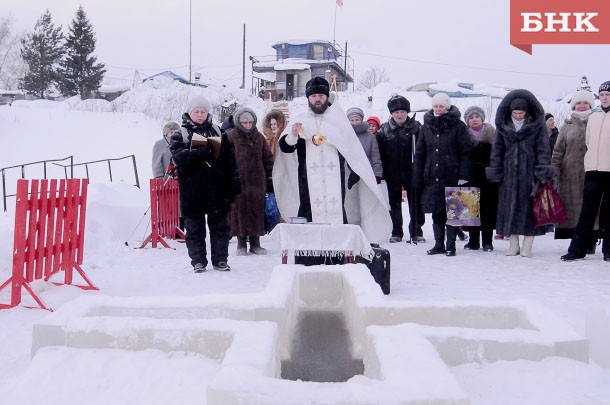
[265,192,281,233]
[532,182,568,227]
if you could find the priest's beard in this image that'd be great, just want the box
[309,100,329,114]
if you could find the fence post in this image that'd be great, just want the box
[132,155,140,188]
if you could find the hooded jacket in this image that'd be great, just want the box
[486,89,554,236]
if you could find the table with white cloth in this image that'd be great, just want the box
[269,223,373,264]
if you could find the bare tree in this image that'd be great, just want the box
[0,15,25,90]
[358,66,390,90]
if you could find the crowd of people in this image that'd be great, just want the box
[151,78,610,272]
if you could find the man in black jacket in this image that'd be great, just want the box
[376,95,425,243]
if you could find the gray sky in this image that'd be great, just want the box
[5,0,609,98]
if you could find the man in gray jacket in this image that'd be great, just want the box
[152,122,180,178]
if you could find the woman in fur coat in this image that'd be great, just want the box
[486,89,555,257]
[552,90,598,246]
[462,106,498,252]
[227,107,274,256]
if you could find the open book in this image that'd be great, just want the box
[191,134,221,159]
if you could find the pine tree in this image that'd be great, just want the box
[57,6,106,98]
[19,10,63,98]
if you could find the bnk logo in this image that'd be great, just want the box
[510,0,610,54]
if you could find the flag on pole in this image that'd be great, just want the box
[336,0,343,7]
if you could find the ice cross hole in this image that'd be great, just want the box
[30,264,588,404]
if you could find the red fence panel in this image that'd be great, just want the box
[138,178,184,249]
[0,179,97,311]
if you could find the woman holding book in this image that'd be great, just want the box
[170,96,241,273]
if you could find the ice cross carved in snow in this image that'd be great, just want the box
[30,265,588,405]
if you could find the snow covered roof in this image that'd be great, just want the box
[272,38,334,47]
[274,63,310,71]
[143,71,191,85]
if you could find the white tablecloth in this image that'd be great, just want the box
[269,223,373,257]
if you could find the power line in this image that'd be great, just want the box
[350,50,579,79]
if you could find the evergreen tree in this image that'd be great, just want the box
[19,10,63,98]
[57,6,106,98]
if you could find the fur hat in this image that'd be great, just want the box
[387,95,410,113]
[366,116,381,129]
[544,113,554,122]
[234,107,257,127]
[305,76,330,97]
[163,121,180,137]
[570,90,595,110]
[431,92,451,109]
[346,107,364,121]
[599,81,610,93]
[186,96,211,114]
[463,106,485,123]
[509,97,529,113]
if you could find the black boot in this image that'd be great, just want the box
[481,230,494,252]
[249,236,267,255]
[427,224,446,255]
[464,230,480,250]
[445,226,457,256]
[587,238,598,255]
[236,237,248,256]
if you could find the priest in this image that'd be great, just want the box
[272,77,392,246]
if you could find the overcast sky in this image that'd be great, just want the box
[4,0,609,98]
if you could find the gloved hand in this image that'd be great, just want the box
[457,179,468,186]
[266,178,274,193]
[347,171,360,190]
[376,176,382,184]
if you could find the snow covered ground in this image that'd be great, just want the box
[1,83,609,404]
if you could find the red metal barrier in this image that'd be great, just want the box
[138,178,185,249]
[0,179,97,311]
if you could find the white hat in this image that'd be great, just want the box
[431,92,451,109]
[570,90,595,110]
[186,96,211,114]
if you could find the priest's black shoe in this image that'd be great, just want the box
[604,253,610,262]
[446,250,456,257]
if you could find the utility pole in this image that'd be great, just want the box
[240,24,246,89]
[344,41,348,92]
[189,0,192,82]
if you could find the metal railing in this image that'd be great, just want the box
[1,156,74,212]
[1,155,140,212]
[53,155,140,190]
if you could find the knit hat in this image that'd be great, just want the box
[431,92,451,109]
[234,107,257,126]
[509,97,529,112]
[599,80,610,93]
[186,96,211,114]
[366,116,381,129]
[346,107,364,121]
[305,76,330,97]
[570,90,595,110]
[463,106,485,123]
[544,113,554,122]
[387,95,410,113]
[163,121,180,137]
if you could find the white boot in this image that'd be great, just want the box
[506,235,520,256]
[520,236,534,257]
